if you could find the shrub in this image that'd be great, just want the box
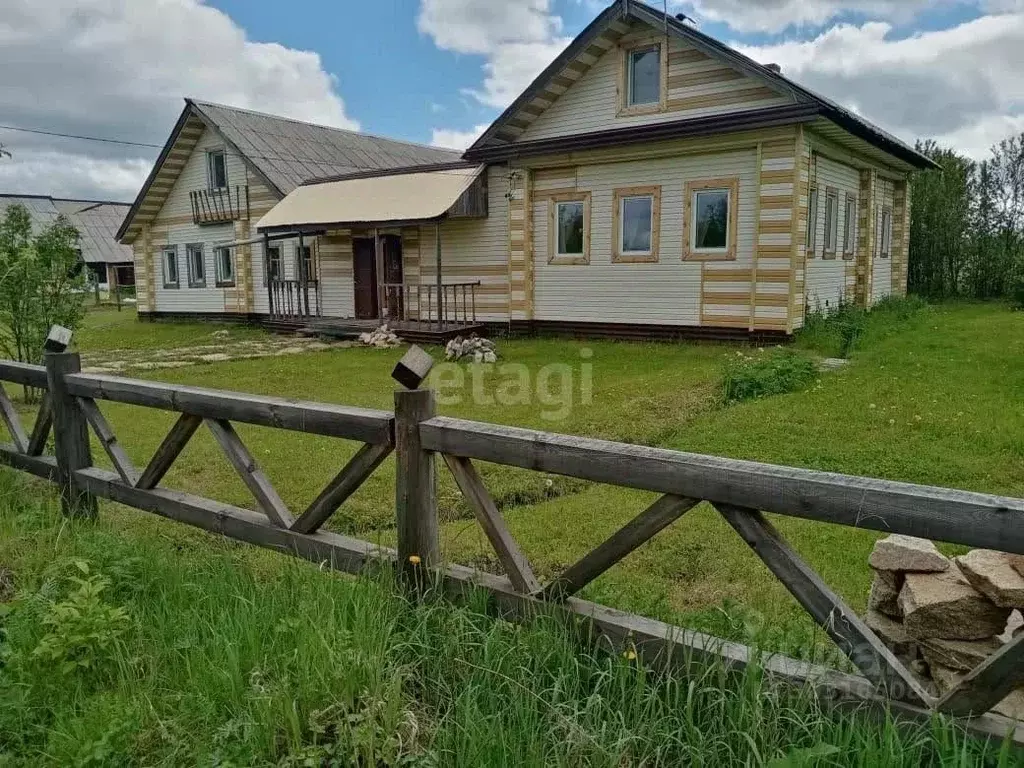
[722,348,817,403]
[871,293,929,320]
[1011,277,1024,311]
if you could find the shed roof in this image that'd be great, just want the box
[0,194,133,264]
[256,163,484,232]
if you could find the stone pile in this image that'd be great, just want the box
[864,534,1024,719]
[445,334,497,363]
[357,324,402,349]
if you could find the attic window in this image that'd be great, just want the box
[627,45,661,107]
[207,150,228,191]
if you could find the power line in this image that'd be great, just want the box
[0,123,163,149]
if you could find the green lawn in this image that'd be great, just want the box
[13,302,1024,652]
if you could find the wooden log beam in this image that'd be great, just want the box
[63,373,394,444]
[136,413,203,490]
[290,442,393,535]
[542,494,700,601]
[0,383,28,453]
[0,361,47,388]
[716,503,932,706]
[26,395,53,457]
[45,352,97,518]
[395,388,439,580]
[937,630,1024,716]
[205,418,294,528]
[442,454,541,594]
[419,417,1024,554]
[76,397,139,486]
[0,442,58,480]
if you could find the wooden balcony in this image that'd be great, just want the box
[190,185,249,226]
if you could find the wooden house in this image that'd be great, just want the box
[120,1,937,341]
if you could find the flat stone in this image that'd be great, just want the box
[1008,555,1024,579]
[869,534,950,573]
[900,569,1010,641]
[920,636,1002,672]
[956,550,1024,609]
[868,569,905,618]
[819,357,849,370]
[1001,610,1024,644]
[865,609,916,656]
[929,662,964,694]
[199,353,232,362]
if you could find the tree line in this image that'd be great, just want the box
[910,137,1024,304]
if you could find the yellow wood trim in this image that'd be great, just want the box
[612,184,661,263]
[823,185,840,259]
[789,125,807,332]
[667,67,744,91]
[524,169,536,319]
[668,48,712,66]
[617,36,669,117]
[547,190,591,265]
[682,177,739,262]
[705,291,790,307]
[760,195,794,210]
[750,142,762,331]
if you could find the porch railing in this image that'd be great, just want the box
[269,279,320,321]
[190,185,249,226]
[381,281,480,326]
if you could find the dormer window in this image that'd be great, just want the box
[207,150,228,191]
[627,44,661,107]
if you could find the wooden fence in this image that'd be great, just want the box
[1,351,1023,744]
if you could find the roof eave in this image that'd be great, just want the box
[819,108,940,170]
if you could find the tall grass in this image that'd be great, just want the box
[0,471,1014,766]
[799,294,929,358]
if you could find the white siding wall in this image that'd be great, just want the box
[871,177,896,304]
[532,148,757,325]
[519,27,791,143]
[247,236,343,314]
[151,127,252,313]
[805,155,860,313]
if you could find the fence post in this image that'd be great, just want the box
[394,387,439,584]
[44,351,97,519]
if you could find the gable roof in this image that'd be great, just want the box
[467,0,937,171]
[0,194,133,264]
[117,99,460,243]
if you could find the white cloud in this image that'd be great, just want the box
[0,0,358,201]
[735,13,1024,158]
[430,123,490,150]
[419,0,570,148]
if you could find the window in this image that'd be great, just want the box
[626,44,661,108]
[823,187,839,257]
[547,192,590,264]
[185,244,205,287]
[613,186,660,262]
[265,245,283,283]
[806,187,818,253]
[684,179,738,260]
[297,244,315,281]
[880,207,893,258]
[215,246,235,286]
[843,194,857,258]
[162,245,179,288]
[207,150,228,190]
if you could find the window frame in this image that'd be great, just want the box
[823,186,839,259]
[843,193,857,259]
[683,178,739,262]
[264,244,283,285]
[619,41,666,115]
[207,149,228,191]
[547,191,591,265]
[296,242,316,283]
[880,205,893,258]
[214,245,235,287]
[161,244,179,289]
[805,186,819,256]
[185,243,206,288]
[612,185,661,263]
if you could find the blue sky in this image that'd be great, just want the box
[1,0,1022,201]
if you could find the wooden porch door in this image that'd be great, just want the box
[382,234,404,320]
[353,238,378,319]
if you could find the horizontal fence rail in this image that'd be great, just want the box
[0,349,1023,745]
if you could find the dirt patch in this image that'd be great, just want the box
[81,332,358,374]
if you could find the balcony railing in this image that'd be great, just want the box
[269,279,320,320]
[382,281,480,327]
[190,185,249,226]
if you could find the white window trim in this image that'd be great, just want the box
[806,187,819,254]
[214,246,235,287]
[207,149,228,191]
[186,243,206,287]
[880,206,893,258]
[555,200,586,257]
[626,44,661,108]
[690,188,731,255]
[265,244,283,285]
[162,245,179,289]
[843,195,857,258]
[823,187,839,257]
[619,194,655,257]
[296,244,316,281]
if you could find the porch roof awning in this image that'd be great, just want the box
[255,163,485,233]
